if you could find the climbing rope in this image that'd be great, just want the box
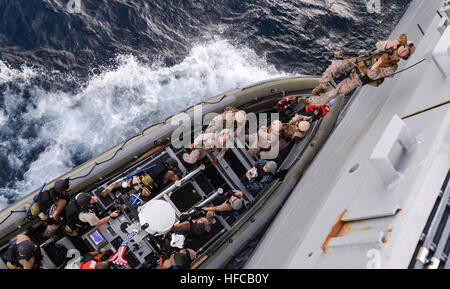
[402,100,450,120]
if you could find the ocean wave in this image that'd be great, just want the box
[0,39,288,208]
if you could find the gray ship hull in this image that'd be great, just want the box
[246,0,450,269]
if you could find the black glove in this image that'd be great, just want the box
[159,243,173,259]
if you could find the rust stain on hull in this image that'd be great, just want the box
[336,223,372,237]
[322,210,347,253]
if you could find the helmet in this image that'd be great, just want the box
[235,111,247,123]
[141,174,154,186]
[264,161,278,174]
[297,121,310,132]
[164,158,178,169]
[54,178,70,193]
[271,120,282,133]
[191,222,206,236]
[230,198,243,211]
[75,193,92,208]
[174,251,190,268]
[17,240,35,260]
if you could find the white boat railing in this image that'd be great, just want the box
[140,164,206,217]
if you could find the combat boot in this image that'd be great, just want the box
[312,85,324,95]
[297,97,310,105]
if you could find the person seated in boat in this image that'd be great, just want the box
[158,247,196,269]
[149,157,181,191]
[182,129,233,165]
[298,99,335,121]
[4,234,42,269]
[247,120,282,158]
[276,119,311,153]
[202,190,244,213]
[240,160,277,195]
[79,248,109,269]
[100,173,156,202]
[288,113,312,124]
[205,106,247,135]
[287,119,311,143]
[100,157,179,198]
[24,178,72,239]
[171,211,216,237]
[64,193,120,237]
[297,34,415,106]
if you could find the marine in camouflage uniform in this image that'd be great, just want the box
[299,34,415,106]
[182,129,232,164]
[246,120,282,158]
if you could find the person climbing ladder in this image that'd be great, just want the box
[298,34,415,106]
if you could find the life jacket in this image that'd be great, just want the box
[80,255,102,269]
[36,188,57,215]
[4,240,41,269]
[130,175,156,199]
[305,104,330,121]
[64,200,89,230]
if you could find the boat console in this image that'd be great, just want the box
[81,213,155,269]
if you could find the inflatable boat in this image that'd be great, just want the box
[0,75,342,269]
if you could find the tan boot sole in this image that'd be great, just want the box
[297,97,310,105]
[312,86,324,95]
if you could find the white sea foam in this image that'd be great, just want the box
[0,60,37,85]
[0,110,5,127]
[0,39,290,209]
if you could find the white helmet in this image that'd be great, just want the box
[271,120,282,133]
[235,110,247,123]
[297,121,310,132]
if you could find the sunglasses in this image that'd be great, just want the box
[401,43,414,51]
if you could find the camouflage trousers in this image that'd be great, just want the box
[182,149,208,164]
[308,59,363,106]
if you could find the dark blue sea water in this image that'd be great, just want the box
[0,0,410,267]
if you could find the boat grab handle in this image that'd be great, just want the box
[148,164,206,216]
[369,115,417,185]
